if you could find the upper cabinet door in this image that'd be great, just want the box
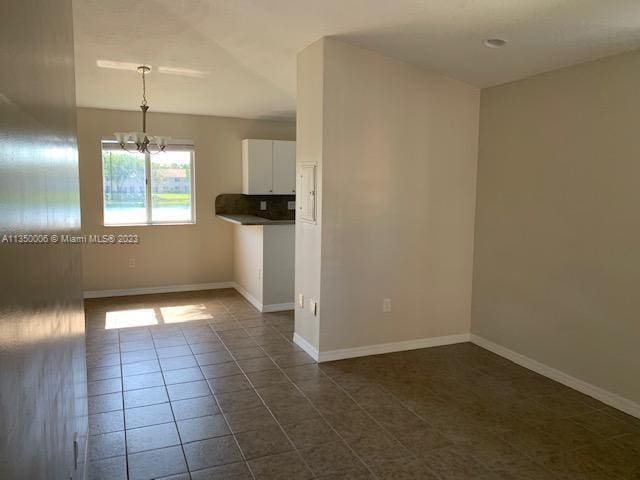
[272,140,296,194]
[243,139,273,194]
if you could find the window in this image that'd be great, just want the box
[101,141,195,225]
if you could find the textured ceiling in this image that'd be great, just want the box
[73,0,640,120]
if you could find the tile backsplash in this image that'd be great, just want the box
[215,193,295,220]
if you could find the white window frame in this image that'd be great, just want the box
[101,139,196,226]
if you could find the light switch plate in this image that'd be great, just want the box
[383,298,392,312]
[288,201,296,210]
[298,294,304,308]
[260,201,267,210]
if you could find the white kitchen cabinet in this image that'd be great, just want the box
[272,141,296,194]
[242,139,296,194]
[233,224,295,311]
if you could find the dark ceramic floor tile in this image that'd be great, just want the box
[271,351,316,368]
[281,364,324,383]
[121,349,158,365]
[215,389,263,413]
[89,431,126,460]
[156,345,193,359]
[89,455,127,480]
[177,414,230,443]
[255,383,306,408]
[283,417,341,449]
[236,356,277,373]
[125,403,174,429]
[123,372,165,391]
[164,367,205,385]
[535,449,612,480]
[89,392,123,414]
[160,355,198,372]
[576,438,640,479]
[269,400,321,426]
[570,409,639,437]
[501,418,599,458]
[183,435,243,471]
[245,369,290,388]
[124,386,169,409]
[128,445,188,480]
[235,425,293,460]
[299,441,366,477]
[419,445,494,479]
[190,462,253,480]
[127,422,181,453]
[172,395,220,421]
[89,378,123,396]
[348,429,413,465]
[154,336,188,349]
[88,365,122,382]
[195,351,234,366]
[89,410,125,435]
[200,361,243,379]
[189,341,227,355]
[225,405,278,433]
[156,474,191,480]
[120,340,155,353]
[87,352,121,368]
[166,380,212,401]
[229,346,267,360]
[207,374,252,394]
[248,451,314,479]
[371,459,440,480]
[244,326,277,337]
[223,337,259,349]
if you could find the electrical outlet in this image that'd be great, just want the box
[298,293,304,308]
[260,201,267,210]
[288,201,296,210]
[128,258,135,268]
[383,298,392,312]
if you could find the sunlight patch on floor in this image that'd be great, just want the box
[105,308,159,329]
[160,304,213,324]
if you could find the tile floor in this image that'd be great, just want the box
[85,289,640,479]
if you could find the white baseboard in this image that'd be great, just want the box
[313,333,471,363]
[293,333,319,361]
[231,283,294,313]
[262,302,295,313]
[84,281,294,313]
[83,282,235,299]
[471,334,640,420]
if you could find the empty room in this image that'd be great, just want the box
[1,0,639,479]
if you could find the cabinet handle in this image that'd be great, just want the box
[269,189,273,192]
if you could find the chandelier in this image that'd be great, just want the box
[114,66,170,154]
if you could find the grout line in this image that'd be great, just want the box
[218,306,318,479]
[115,329,130,480]
[221,306,378,479]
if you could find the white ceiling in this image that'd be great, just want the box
[73,0,640,120]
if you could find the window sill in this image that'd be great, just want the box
[103,222,196,227]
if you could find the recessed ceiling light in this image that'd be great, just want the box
[484,38,507,48]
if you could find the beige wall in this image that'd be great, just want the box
[77,108,295,292]
[294,39,325,349]
[472,50,640,405]
[0,1,88,478]
[296,38,480,353]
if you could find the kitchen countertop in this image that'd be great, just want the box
[216,214,294,225]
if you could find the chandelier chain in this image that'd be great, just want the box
[141,68,148,107]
